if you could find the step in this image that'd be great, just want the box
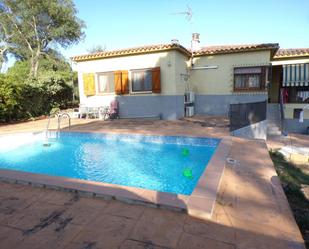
[267,131,282,136]
[268,120,281,124]
[268,123,281,127]
[268,128,281,133]
[267,129,282,135]
[268,124,281,129]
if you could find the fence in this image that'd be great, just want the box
[229,101,267,132]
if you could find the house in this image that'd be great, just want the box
[270,49,309,134]
[71,44,190,120]
[70,37,309,135]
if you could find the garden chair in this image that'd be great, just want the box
[103,100,119,120]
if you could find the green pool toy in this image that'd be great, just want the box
[182,148,189,156]
[183,168,193,179]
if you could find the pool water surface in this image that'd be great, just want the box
[0,132,220,195]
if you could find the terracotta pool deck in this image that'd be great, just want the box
[0,118,306,249]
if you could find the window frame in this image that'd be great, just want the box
[96,71,115,95]
[130,67,154,94]
[233,66,267,92]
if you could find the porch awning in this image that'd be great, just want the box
[283,63,309,86]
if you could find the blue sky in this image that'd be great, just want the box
[62,0,309,59]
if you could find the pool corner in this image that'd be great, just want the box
[187,137,232,219]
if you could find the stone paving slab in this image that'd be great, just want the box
[0,119,306,249]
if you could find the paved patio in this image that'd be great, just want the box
[0,115,229,138]
[0,118,306,249]
[267,133,309,150]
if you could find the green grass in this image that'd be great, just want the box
[269,151,309,247]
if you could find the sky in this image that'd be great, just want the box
[2,0,308,71]
[61,0,309,59]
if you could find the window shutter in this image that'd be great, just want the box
[152,67,161,93]
[121,70,129,94]
[83,73,95,96]
[114,71,122,95]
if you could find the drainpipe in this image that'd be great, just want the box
[279,88,288,136]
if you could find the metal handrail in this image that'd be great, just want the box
[46,111,71,138]
[45,111,59,137]
[57,112,71,130]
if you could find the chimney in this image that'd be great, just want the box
[171,39,179,45]
[191,33,200,52]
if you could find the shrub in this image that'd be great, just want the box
[0,76,74,122]
[0,76,24,122]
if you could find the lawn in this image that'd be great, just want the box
[269,151,309,248]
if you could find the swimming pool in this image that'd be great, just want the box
[0,132,220,195]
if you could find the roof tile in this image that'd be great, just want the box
[70,43,279,62]
[274,48,309,58]
[194,43,279,56]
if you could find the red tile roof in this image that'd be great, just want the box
[71,43,279,62]
[194,43,279,56]
[274,48,309,59]
[70,44,191,61]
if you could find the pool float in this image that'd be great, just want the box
[182,148,189,156]
[183,168,193,179]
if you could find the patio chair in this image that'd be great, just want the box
[103,100,119,120]
[74,105,102,119]
[75,105,89,119]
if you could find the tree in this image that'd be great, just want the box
[0,16,12,71]
[87,44,106,54]
[0,0,85,78]
[6,49,73,83]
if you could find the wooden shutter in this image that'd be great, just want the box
[121,70,129,94]
[83,73,95,96]
[152,67,161,93]
[114,71,122,95]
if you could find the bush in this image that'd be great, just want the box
[0,76,24,122]
[0,76,74,122]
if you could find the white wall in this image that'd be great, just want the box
[76,51,189,107]
[189,50,271,95]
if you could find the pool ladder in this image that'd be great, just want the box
[46,112,71,136]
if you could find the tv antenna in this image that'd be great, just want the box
[172,5,193,22]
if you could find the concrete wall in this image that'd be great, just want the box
[75,49,273,119]
[174,52,188,95]
[269,65,281,103]
[282,104,309,134]
[232,120,267,140]
[190,50,271,116]
[284,119,309,134]
[116,95,184,120]
[76,50,188,119]
[283,104,309,119]
[190,50,271,95]
[195,94,268,116]
[76,50,188,101]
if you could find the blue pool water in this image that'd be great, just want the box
[0,132,220,195]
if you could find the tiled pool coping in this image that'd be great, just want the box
[0,133,231,220]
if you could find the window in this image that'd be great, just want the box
[284,87,309,103]
[293,109,302,119]
[234,66,267,91]
[131,69,153,92]
[97,72,114,94]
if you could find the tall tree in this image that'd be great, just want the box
[0,0,85,78]
[87,44,106,54]
[0,15,13,71]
